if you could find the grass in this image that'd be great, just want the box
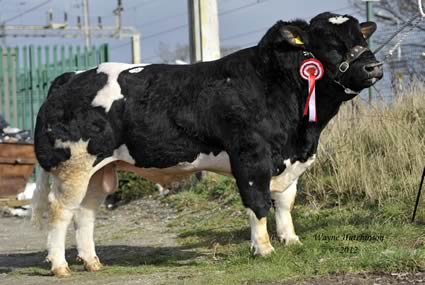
[83,172,425,284]
[153,174,425,284]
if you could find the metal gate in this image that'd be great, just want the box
[0,44,109,132]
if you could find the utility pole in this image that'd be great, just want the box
[82,0,92,48]
[188,0,220,63]
[113,0,123,35]
[188,0,201,63]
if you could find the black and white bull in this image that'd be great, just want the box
[31,12,383,277]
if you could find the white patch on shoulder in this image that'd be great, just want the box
[270,155,316,192]
[91,63,148,112]
[329,16,349,25]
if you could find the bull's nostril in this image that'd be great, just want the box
[364,62,383,75]
[364,66,375,73]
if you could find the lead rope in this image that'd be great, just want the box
[374,0,425,57]
[419,0,425,17]
[373,13,422,57]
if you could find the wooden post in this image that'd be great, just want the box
[2,48,11,123]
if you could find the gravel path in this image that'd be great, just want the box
[0,198,191,285]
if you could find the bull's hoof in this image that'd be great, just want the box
[251,242,275,257]
[279,234,302,246]
[77,256,103,272]
[51,266,71,277]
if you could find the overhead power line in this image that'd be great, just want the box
[144,24,187,40]
[221,26,267,42]
[221,5,355,44]
[138,11,187,28]
[136,0,272,43]
[1,0,52,24]
[128,0,165,11]
[113,1,354,52]
[219,0,272,16]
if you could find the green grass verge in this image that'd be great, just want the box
[152,175,425,284]
[75,174,423,284]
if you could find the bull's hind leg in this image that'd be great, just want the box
[46,140,96,277]
[74,164,117,272]
[271,180,301,245]
[47,172,92,277]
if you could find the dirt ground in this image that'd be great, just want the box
[1,198,424,285]
[0,198,191,285]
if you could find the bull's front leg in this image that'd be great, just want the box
[269,156,316,246]
[271,180,301,245]
[228,137,274,256]
[246,208,274,256]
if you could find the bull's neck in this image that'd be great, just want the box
[258,49,343,130]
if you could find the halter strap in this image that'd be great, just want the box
[334,45,370,79]
[303,45,372,95]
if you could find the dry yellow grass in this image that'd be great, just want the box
[301,82,425,206]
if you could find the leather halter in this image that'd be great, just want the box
[334,45,370,81]
[304,45,371,95]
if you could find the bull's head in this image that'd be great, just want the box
[259,12,383,99]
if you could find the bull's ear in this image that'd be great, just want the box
[360,22,377,40]
[279,25,307,48]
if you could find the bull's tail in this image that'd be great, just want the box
[31,168,50,228]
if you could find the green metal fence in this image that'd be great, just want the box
[0,44,109,132]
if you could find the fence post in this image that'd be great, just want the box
[29,45,36,133]
[3,48,11,123]
[0,47,3,117]
[75,46,81,70]
[11,48,18,127]
[22,46,29,130]
[45,46,50,100]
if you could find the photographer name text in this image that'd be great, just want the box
[313,233,385,242]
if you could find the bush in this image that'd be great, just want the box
[116,171,157,202]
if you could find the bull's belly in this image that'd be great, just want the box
[91,144,315,190]
[112,148,232,185]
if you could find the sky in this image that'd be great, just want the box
[0,0,364,63]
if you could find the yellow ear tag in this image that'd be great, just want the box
[294,36,304,45]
